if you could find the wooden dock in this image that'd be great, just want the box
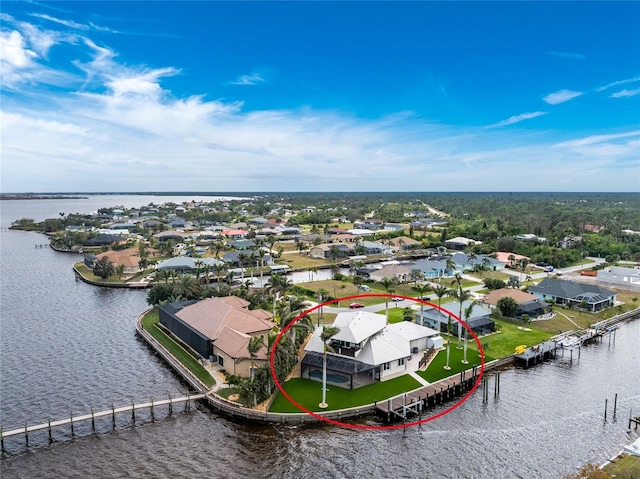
[0,393,205,451]
[375,369,479,422]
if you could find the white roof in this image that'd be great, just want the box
[357,328,409,365]
[387,321,439,341]
[332,311,386,344]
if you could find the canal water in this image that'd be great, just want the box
[1,196,639,479]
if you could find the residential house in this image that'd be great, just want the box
[416,300,495,336]
[480,288,550,320]
[444,237,482,250]
[156,256,224,272]
[450,252,505,272]
[383,223,405,232]
[557,236,583,249]
[90,247,159,274]
[221,229,248,240]
[309,243,353,259]
[361,241,390,255]
[389,236,422,252]
[302,310,440,389]
[590,266,640,288]
[528,278,616,311]
[412,257,454,279]
[153,230,190,242]
[369,264,413,283]
[83,234,126,247]
[514,234,548,243]
[158,296,275,377]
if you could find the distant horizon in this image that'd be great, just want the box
[2,2,639,192]
[2,191,639,196]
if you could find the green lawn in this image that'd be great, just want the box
[269,375,422,413]
[602,453,640,479]
[141,309,215,388]
[477,320,551,358]
[417,346,493,383]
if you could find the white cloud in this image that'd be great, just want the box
[610,88,640,99]
[597,76,640,92]
[1,16,637,193]
[542,89,584,105]
[0,30,37,68]
[546,51,585,60]
[228,72,265,85]
[487,111,547,128]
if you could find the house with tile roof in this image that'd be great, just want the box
[302,311,440,389]
[528,278,616,311]
[158,296,275,377]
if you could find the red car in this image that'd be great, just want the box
[349,302,365,309]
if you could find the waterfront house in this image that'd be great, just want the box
[389,236,421,252]
[158,296,274,377]
[301,311,440,389]
[156,256,224,273]
[416,300,495,336]
[309,243,353,259]
[412,257,454,279]
[450,252,505,272]
[597,266,640,288]
[369,264,413,283]
[83,234,126,247]
[480,288,550,320]
[528,278,616,311]
[91,247,159,275]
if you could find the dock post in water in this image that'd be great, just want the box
[1,426,4,453]
[168,394,173,415]
[70,412,74,437]
[48,417,52,443]
[24,421,28,448]
[604,399,608,422]
[150,397,155,421]
[112,404,116,429]
[613,394,617,419]
[91,408,96,433]
[131,399,136,426]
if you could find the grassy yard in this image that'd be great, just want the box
[269,375,422,413]
[602,453,640,479]
[75,263,128,284]
[141,309,215,388]
[277,254,331,269]
[417,345,494,383]
[475,320,551,358]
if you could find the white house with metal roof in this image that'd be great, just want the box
[302,311,440,389]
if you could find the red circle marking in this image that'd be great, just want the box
[269,293,485,430]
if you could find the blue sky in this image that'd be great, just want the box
[1,1,639,192]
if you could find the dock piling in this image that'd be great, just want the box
[48,417,52,443]
[131,399,136,426]
[112,404,116,429]
[70,412,74,437]
[91,408,95,433]
[604,399,608,422]
[613,394,617,420]
[24,422,28,448]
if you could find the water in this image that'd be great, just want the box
[1,196,639,478]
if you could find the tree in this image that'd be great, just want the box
[115,264,126,279]
[402,307,414,321]
[444,315,452,370]
[174,274,199,300]
[462,300,476,364]
[432,284,449,327]
[247,335,265,404]
[319,326,340,408]
[497,296,519,317]
[508,275,521,289]
[93,257,115,279]
[328,245,341,262]
[414,283,431,323]
[447,286,472,349]
[410,268,424,286]
[380,277,398,322]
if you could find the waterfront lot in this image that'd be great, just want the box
[269,375,421,413]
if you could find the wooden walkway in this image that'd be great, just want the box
[375,370,478,421]
[1,393,205,449]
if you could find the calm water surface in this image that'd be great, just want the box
[1,196,639,479]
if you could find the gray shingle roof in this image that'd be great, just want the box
[529,278,615,302]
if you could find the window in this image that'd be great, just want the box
[383,362,390,371]
[398,358,405,366]
[218,355,224,367]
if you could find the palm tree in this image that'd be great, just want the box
[319,326,340,408]
[432,283,449,327]
[174,274,199,300]
[414,283,431,324]
[445,257,456,279]
[467,251,478,272]
[380,277,397,322]
[462,300,476,364]
[248,335,265,381]
[115,264,126,279]
[279,303,313,347]
[444,314,452,370]
[447,286,473,349]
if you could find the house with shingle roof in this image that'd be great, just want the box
[528,278,616,311]
[480,288,550,319]
[158,296,275,377]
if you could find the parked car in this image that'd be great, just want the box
[349,302,365,309]
[418,296,431,301]
[357,285,371,292]
[392,297,403,302]
[544,266,554,272]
